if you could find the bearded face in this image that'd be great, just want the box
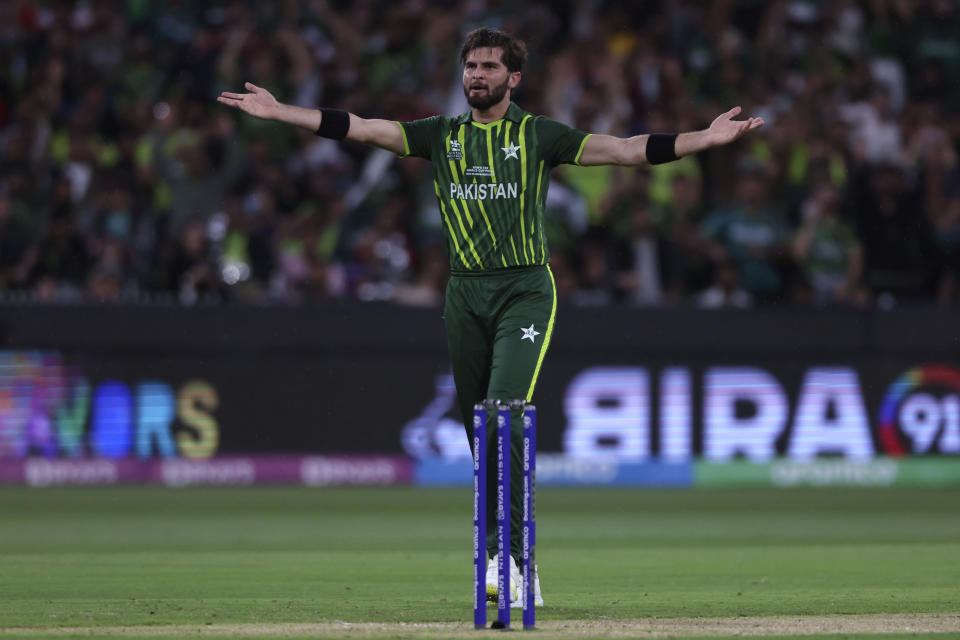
[462,47,517,111]
[464,75,511,110]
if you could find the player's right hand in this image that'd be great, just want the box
[217,82,278,120]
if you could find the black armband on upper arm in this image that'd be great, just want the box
[646,133,678,165]
[315,108,350,140]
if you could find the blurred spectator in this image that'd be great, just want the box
[904,104,960,304]
[840,86,903,166]
[572,227,630,307]
[350,194,415,302]
[696,260,753,309]
[701,169,791,303]
[86,265,124,303]
[657,173,715,296]
[618,202,672,306]
[273,203,347,303]
[160,218,222,304]
[792,179,866,306]
[0,192,31,292]
[935,168,960,304]
[547,249,578,302]
[149,109,247,233]
[394,242,450,307]
[848,163,936,303]
[22,205,91,301]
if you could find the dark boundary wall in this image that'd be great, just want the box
[6,304,960,354]
[1,304,959,457]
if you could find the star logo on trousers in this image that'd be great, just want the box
[520,324,540,343]
[502,143,521,160]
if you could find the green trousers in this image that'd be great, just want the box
[443,265,557,561]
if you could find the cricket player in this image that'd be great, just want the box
[219,26,763,607]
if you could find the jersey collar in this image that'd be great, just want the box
[455,101,527,125]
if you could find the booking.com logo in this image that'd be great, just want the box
[878,364,960,456]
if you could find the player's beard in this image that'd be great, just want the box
[464,77,510,110]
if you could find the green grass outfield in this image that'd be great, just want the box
[0,487,957,639]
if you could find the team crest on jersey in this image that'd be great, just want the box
[446,140,463,160]
[502,143,521,160]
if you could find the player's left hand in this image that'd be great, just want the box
[708,106,764,146]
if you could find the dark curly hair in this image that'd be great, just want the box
[460,27,528,73]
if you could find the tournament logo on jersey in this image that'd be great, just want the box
[447,140,463,161]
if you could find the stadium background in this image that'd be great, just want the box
[2,0,960,489]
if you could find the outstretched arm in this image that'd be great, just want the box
[217,82,406,155]
[577,106,764,167]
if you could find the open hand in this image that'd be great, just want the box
[708,106,764,146]
[217,82,278,120]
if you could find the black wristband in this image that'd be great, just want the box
[315,108,350,140]
[646,133,678,165]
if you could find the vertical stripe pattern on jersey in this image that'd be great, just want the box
[474,125,498,250]
[517,115,531,263]
[427,106,574,271]
[449,128,473,228]
[443,129,482,268]
[434,181,471,269]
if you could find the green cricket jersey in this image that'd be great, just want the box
[397,102,591,272]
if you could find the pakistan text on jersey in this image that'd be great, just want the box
[449,182,519,201]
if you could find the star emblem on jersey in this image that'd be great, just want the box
[520,324,540,343]
[502,144,520,160]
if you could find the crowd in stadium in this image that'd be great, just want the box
[1,0,959,308]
